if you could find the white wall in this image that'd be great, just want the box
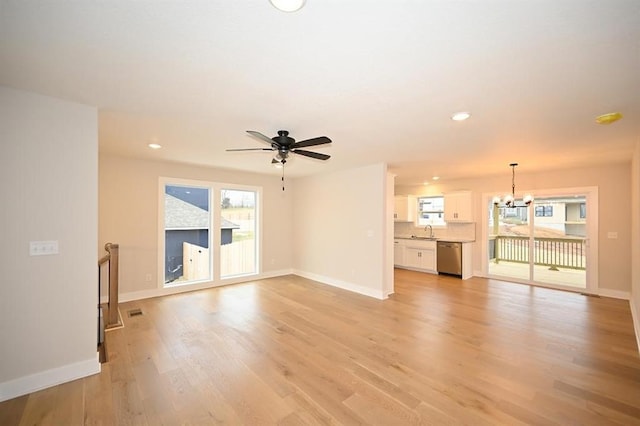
[99,153,294,300]
[397,162,632,295]
[292,163,391,299]
[631,141,640,350]
[0,87,99,401]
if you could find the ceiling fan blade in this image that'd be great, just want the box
[226,148,274,152]
[247,130,276,145]
[291,136,332,149]
[293,149,330,160]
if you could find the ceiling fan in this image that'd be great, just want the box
[226,130,332,165]
[226,130,332,191]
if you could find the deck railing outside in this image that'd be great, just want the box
[491,235,586,270]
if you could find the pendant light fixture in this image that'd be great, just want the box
[493,163,533,208]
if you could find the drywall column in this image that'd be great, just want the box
[0,86,99,401]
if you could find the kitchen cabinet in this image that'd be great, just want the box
[394,195,416,222]
[444,191,473,222]
[397,239,437,273]
[394,239,405,266]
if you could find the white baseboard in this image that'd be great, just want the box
[293,270,387,300]
[631,298,640,354]
[598,288,631,300]
[101,269,294,303]
[0,355,100,403]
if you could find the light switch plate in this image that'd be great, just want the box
[29,240,59,256]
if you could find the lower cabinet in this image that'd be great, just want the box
[405,247,436,272]
[394,239,437,274]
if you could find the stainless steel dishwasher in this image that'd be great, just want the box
[437,241,462,276]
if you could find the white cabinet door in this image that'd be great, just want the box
[421,247,436,271]
[404,241,436,272]
[444,191,473,222]
[394,240,405,266]
[404,248,422,269]
[394,195,416,222]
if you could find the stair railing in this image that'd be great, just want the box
[98,243,120,329]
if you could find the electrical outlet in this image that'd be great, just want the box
[145,273,152,282]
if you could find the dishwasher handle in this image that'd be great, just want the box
[438,242,461,249]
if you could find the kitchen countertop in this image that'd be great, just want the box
[394,235,476,243]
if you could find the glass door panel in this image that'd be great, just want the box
[488,200,531,281]
[531,196,587,288]
[164,184,211,285]
[220,189,257,278]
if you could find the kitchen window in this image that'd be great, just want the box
[417,196,445,226]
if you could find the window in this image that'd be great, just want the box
[164,184,211,285]
[535,205,553,217]
[160,178,261,287]
[417,196,445,226]
[220,188,257,278]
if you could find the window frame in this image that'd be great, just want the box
[158,177,262,289]
[416,195,446,227]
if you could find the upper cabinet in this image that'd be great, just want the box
[444,191,473,222]
[394,195,416,222]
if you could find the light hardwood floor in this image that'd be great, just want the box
[2,269,640,425]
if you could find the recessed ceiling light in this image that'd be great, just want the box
[423,182,430,186]
[451,111,471,121]
[269,0,306,12]
[148,143,162,149]
[595,112,622,125]
[432,176,440,181]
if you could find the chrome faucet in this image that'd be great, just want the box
[425,224,433,238]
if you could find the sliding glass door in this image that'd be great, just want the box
[487,188,595,292]
[488,201,531,282]
[531,196,587,288]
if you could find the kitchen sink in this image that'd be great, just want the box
[410,235,437,240]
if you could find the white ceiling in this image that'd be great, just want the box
[1,1,639,185]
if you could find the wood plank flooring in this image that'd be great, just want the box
[2,269,640,425]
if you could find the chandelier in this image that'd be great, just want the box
[492,163,533,208]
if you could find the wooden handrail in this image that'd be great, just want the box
[98,253,110,265]
[98,243,120,329]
